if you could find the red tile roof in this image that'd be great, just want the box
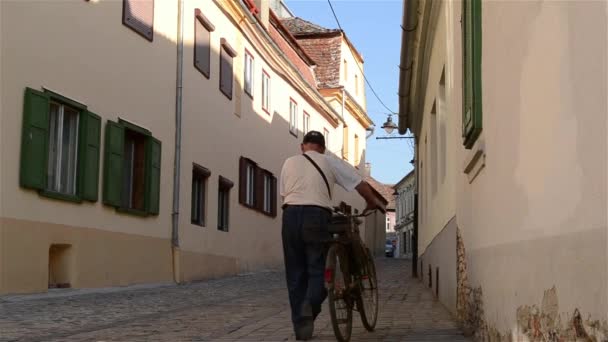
[365,175,396,211]
[280,17,340,36]
[297,36,342,88]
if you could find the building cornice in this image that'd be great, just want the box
[319,87,373,128]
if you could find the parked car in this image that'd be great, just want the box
[385,240,395,257]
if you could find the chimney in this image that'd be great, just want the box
[365,162,372,176]
[254,0,270,29]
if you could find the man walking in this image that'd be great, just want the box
[280,131,384,340]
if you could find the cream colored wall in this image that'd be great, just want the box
[177,0,366,276]
[417,3,457,256]
[339,40,366,110]
[431,0,607,334]
[0,0,177,240]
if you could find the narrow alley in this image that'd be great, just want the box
[0,258,468,342]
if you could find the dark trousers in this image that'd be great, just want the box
[282,205,331,328]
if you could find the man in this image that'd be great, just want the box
[280,130,385,340]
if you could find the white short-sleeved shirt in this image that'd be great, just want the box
[280,151,363,209]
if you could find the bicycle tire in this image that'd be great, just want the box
[326,244,353,342]
[357,247,379,331]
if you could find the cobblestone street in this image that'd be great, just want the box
[0,258,468,342]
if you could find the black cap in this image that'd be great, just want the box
[303,130,326,148]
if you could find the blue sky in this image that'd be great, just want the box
[285,0,414,185]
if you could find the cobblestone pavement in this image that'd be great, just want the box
[0,258,469,341]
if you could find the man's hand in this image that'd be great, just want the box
[355,181,387,214]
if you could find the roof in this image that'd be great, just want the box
[281,17,365,89]
[365,175,396,211]
[280,17,341,36]
[394,169,415,188]
[297,36,342,88]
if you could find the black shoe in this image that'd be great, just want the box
[295,319,314,340]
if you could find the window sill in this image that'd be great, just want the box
[289,129,298,138]
[117,207,150,217]
[191,221,206,227]
[245,89,254,100]
[217,227,229,232]
[39,190,82,204]
[462,137,485,184]
[240,203,276,218]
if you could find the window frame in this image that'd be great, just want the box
[102,119,161,217]
[122,0,155,42]
[194,9,215,79]
[218,176,233,232]
[191,164,210,226]
[238,156,277,217]
[244,49,255,99]
[303,111,310,135]
[20,88,102,204]
[262,69,271,114]
[219,38,237,100]
[47,101,80,197]
[289,98,298,137]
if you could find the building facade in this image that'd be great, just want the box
[0,0,377,294]
[399,0,607,340]
[394,170,415,259]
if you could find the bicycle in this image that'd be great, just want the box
[324,207,379,342]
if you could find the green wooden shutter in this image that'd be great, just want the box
[462,0,482,149]
[145,136,161,215]
[78,111,101,201]
[103,121,124,207]
[20,88,50,190]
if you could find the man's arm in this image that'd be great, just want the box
[355,181,386,213]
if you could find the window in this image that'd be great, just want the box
[20,88,101,203]
[303,112,310,134]
[354,134,360,165]
[323,128,329,148]
[123,0,154,41]
[48,102,79,195]
[289,98,298,136]
[220,38,237,100]
[239,156,277,216]
[343,59,348,81]
[462,0,482,148]
[342,125,349,160]
[122,129,147,211]
[246,162,255,206]
[194,9,215,78]
[244,50,254,98]
[191,164,210,226]
[262,70,271,113]
[263,172,273,214]
[355,74,359,95]
[103,119,161,216]
[218,176,233,231]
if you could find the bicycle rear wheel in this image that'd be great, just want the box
[357,247,378,331]
[325,244,353,342]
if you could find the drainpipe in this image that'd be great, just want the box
[171,0,185,284]
[398,0,419,135]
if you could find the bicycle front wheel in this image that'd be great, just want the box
[325,244,353,342]
[357,247,378,331]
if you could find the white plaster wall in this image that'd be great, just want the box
[339,40,366,110]
[0,0,178,239]
[446,0,607,333]
[177,0,366,273]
